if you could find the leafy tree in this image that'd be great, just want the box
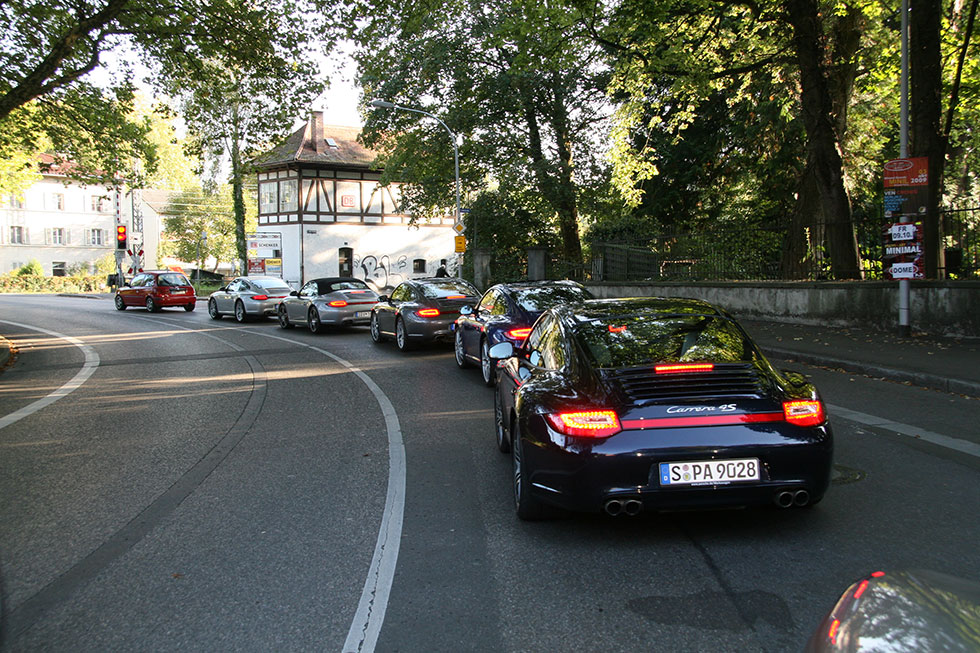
[0,0,334,187]
[16,260,44,276]
[165,57,325,269]
[351,0,613,268]
[159,185,254,272]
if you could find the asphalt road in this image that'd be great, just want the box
[1,294,978,652]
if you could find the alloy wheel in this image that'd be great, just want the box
[114,295,126,311]
[208,299,221,320]
[278,306,291,329]
[481,339,494,386]
[370,312,383,343]
[454,329,469,367]
[494,384,510,453]
[308,308,321,334]
[235,301,246,323]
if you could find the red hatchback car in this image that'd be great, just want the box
[114,271,197,312]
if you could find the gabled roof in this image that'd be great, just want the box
[253,112,378,170]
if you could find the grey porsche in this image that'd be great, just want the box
[277,277,380,334]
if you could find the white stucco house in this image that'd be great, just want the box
[252,111,454,290]
[0,155,161,276]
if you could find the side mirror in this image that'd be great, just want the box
[289,290,299,297]
[459,305,473,316]
[378,295,390,303]
[219,286,228,292]
[488,342,514,360]
[528,350,543,367]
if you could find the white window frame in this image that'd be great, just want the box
[86,228,105,246]
[9,226,25,244]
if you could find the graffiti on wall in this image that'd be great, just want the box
[354,254,409,291]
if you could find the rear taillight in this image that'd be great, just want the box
[545,410,621,437]
[783,400,826,426]
[416,308,440,317]
[655,363,715,374]
[252,294,269,301]
[506,327,532,340]
[329,300,348,307]
[446,295,466,299]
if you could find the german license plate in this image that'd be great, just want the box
[659,458,759,486]
[173,289,186,294]
[355,311,370,318]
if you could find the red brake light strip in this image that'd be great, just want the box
[621,413,784,429]
[655,363,715,374]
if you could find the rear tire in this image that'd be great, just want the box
[234,301,247,323]
[512,421,548,521]
[183,303,195,312]
[114,295,126,311]
[395,317,411,351]
[146,297,159,313]
[208,299,221,320]
[308,308,322,334]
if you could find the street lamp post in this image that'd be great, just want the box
[368,99,461,225]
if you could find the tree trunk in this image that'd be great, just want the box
[785,0,864,279]
[781,157,823,279]
[230,101,247,273]
[910,0,945,278]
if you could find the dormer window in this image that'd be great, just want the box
[326,137,339,149]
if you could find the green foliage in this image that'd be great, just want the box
[351,0,613,265]
[0,0,335,189]
[15,260,44,276]
[160,185,255,271]
[462,188,559,284]
[93,253,119,275]
[0,273,108,293]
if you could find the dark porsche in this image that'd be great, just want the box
[490,297,833,520]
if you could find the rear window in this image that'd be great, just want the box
[512,285,593,313]
[573,314,754,368]
[253,279,292,293]
[320,279,370,293]
[419,279,478,298]
[157,273,190,286]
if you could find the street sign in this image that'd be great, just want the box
[455,236,466,253]
[452,222,465,234]
[246,232,281,256]
[265,258,283,277]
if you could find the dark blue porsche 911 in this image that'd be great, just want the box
[489,297,834,520]
[453,280,593,386]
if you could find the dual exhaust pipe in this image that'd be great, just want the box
[604,497,643,516]
[774,488,810,508]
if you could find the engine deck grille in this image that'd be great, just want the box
[607,363,763,402]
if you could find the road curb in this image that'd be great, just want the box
[763,346,980,399]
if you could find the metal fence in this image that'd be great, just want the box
[568,208,979,283]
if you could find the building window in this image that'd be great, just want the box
[260,181,278,213]
[9,226,24,244]
[52,262,67,277]
[91,195,110,212]
[413,258,426,274]
[280,179,298,212]
[6,194,25,209]
[50,228,65,245]
[49,192,65,210]
[86,229,105,246]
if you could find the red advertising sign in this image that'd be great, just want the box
[247,258,266,275]
[883,158,929,217]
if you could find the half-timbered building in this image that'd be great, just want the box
[253,111,453,289]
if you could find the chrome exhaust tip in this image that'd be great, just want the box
[604,499,624,516]
[623,499,643,516]
[775,491,794,508]
[793,489,810,507]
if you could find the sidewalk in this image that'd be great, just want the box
[741,319,980,398]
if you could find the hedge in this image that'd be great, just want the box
[0,275,109,294]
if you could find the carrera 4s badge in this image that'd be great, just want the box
[666,404,737,414]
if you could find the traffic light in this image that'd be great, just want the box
[116,225,127,250]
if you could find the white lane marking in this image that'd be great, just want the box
[829,403,980,459]
[153,322,404,653]
[0,321,101,431]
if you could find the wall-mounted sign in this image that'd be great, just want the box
[341,194,356,208]
[883,158,928,217]
[455,236,467,253]
[882,221,924,280]
[264,258,282,277]
[246,232,281,256]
